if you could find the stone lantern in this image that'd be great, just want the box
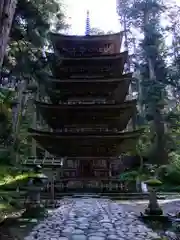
[23,165,48,218]
[144,178,163,216]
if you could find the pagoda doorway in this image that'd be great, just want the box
[80,160,96,193]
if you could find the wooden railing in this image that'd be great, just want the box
[24,157,120,165]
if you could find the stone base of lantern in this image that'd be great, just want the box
[22,203,47,218]
[144,206,163,216]
[140,212,171,223]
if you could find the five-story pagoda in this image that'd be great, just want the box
[28,30,143,193]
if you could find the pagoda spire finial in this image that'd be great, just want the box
[85,10,90,35]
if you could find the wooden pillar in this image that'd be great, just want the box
[51,170,55,204]
[45,150,50,158]
[108,159,112,177]
[108,159,112,191]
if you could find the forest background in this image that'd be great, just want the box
[0,0,180,192]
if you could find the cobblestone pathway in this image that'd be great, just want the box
[25,198,161,240]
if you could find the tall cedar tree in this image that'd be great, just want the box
[0,0,17,68]
[0,0,66,160]
[117,0,169,164]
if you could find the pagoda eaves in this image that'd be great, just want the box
[45,73,132,104]
[35,100,136,130]
[29,128,143,157]
[48,51,128,79]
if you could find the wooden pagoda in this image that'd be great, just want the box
[28,32,143,194]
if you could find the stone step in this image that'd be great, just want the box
[40,192,165,200]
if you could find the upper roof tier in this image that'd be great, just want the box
[50,32,123,57]
[48,51,128,79]
[45,73,131,104]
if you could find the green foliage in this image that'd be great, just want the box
[116,0,178,165]
[119,170,148,182]
[2,0,67,94]
[157,153,180,185]
[144,178,162,187]
[119,170,139,181]
[0,0,67,163]
[137,126,152,155]
[0,151,11,165]
[0,88,15,146]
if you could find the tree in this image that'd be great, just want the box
[89,28,105,35]
[117,0,169,164]
[141,5,168,164]
[89,28,114,35]
[0,0,17,68]
[166,3,180,106]
[0,0,67,163]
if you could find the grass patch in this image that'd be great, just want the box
[0,202,18,222]
[0,165,40,191]
[0,203,13,211]
[0,166,29,223]
[0,173,29,186]
[0,165,34,186]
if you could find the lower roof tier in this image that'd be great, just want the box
[46,73,131,104]
[48,52,127,79]
[29,128,143,157]
[35,100,136,131]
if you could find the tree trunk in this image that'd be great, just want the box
[143,6,168,165]
[0,0,17,68]
[14,81,26,163]
[122,13,136,130]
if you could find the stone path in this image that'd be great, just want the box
[24,198,162,240]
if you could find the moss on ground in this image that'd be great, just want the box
[0,202,15,213]
[0,202,20,223]
[0,165,36,187]
[0,165,31,222]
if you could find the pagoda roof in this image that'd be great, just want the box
[28,128,143,157]
[50,32,123,57]
[48,51,128,79]
[48,51,127,63]
[35,100,136,130]
[47,72,132,83]
[50,32,123,41]
[56,51,127,61]
[46,73,132,104]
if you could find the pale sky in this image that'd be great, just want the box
[63,0,180,35]
[64,0,120,35]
